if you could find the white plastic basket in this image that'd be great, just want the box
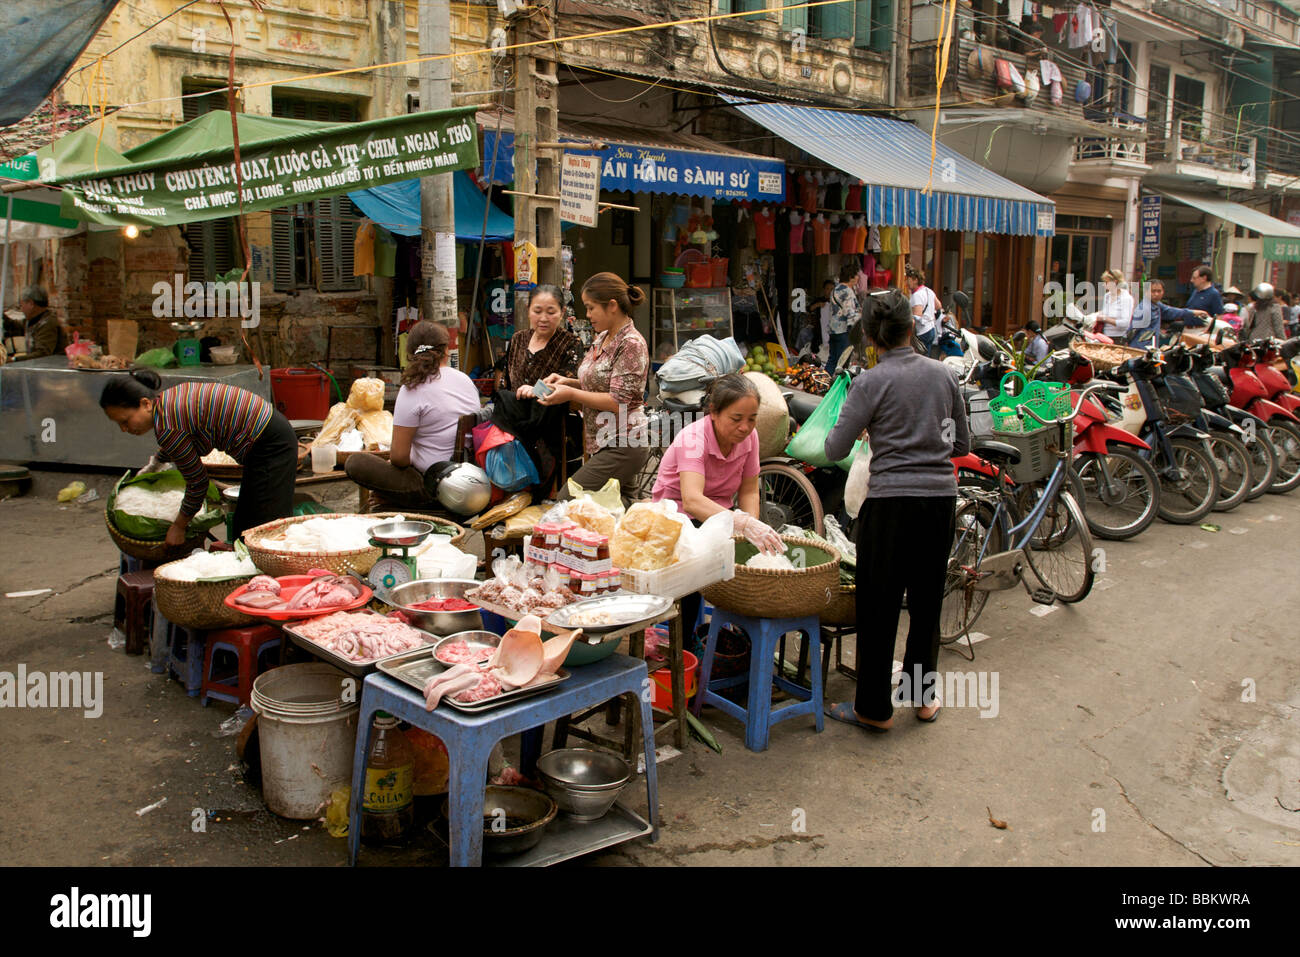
[619,548,735,600]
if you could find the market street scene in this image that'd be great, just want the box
[2,0,1300,889]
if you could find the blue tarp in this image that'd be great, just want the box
[0,1,118,126]
[723,96,1056,237]
[482,130,786,203]
[348,170,513,240]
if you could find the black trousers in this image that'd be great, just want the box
[854,495,956,722]
[231,411,299,540]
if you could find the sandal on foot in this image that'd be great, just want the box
[825,701,890,733]
[916,705,940,723]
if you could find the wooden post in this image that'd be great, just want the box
[419,0,458,330]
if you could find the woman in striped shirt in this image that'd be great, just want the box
[100,369,298,544]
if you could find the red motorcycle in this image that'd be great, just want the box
[1245,339,1300,416]
[1218,340,1300,492]
[1047,350,1160,541]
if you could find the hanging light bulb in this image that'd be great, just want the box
[123,224,139,239]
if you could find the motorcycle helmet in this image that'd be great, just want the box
[435,462,492,516]
[1251,282,1275,302]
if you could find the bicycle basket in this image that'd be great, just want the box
[998,423,1072,484]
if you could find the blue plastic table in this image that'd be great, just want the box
[348,653,659,867]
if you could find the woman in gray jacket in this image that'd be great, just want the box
[823,290,969,731]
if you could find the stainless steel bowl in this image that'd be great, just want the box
[536,748,631,822]
[441,785,556,856]
[369,520,435,547]
[389,579,484,635]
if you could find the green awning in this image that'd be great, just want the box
[1161,191,1300,263]
[36,108,480,228]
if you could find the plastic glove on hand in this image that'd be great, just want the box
[733,510,783,555]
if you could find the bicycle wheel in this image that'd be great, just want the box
[1154,437,1220,524]
[630,446,664,502]
[1241,428,1277,500]
[1263,420,1300,494]
[1022,491,1094,603]
[757,462,825,535]
[1073,448,1160,541]
[1206,432,1251,512]
[940,497,1000,643]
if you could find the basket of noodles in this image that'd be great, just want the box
[153,548,261,630]
[701,535,841,620]
[243,511,467,577]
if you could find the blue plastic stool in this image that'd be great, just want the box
[693,609,824,753]
[167,626,206,697]
[348,654,659,868]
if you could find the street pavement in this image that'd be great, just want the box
[1,470,1298,867]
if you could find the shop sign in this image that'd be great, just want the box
[513,239,538,288]
[559,152,600,228]
[1139,195,1161,261]
[484,130,785,202]
[0,155,38,181]
[1262,236,1300,262]
[46,109,479,227]
[1036,208,1055,234]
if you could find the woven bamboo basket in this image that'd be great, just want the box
[105,512,209,563]
[701,535,841,620]
[243,511,468,577]
[153,565,257,630]
[820,583,856,627]
[1070,338,1146,373]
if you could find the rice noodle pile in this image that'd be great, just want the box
[260,514,406,553]
[115,486,188,521]
[163,550,259,582]
[745,552,796,571]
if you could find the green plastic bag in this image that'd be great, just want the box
[783,371,864,471]
[134,347,176,368]
[107,469,223,540]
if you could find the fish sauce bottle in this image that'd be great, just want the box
[361,711,415,844]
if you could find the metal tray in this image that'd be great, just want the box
[544,594,674,635]
[282,608,437,678]
[377,646,570,713]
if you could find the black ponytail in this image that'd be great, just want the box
[99,368,161,410]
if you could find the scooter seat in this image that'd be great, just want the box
[972,438,1022,465]
[787,391,823,425]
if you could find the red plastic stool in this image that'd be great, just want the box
[114,571,155,656]
[201,625,283,707]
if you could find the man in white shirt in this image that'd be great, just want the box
[905,265,940,354]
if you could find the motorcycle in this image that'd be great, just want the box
[1186,341,1277,501]
[1216,338,1300,494]
[1160,343,1252,512]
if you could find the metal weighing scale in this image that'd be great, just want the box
[367,520,435,599]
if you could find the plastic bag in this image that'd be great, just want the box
[783,371,863,470]
[347,377,385,412]
[656,335,745,393]
[823,515,857,567]
[134,347,177,369]
[356,409,393,448]
[314,402,358,448]
[484,438,540,492]
[676,509,734,562]
[565,478,625,523]
[611,500,688,570]
[503,505,546,536]
[107,469,223,539]
[843,441,872,519]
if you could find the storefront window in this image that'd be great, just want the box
[1231,253,1257,292]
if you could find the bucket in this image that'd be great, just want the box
[709,257,729,287]
[271,368,330,420]
[650,650,698,711]
[685,262,713,288]
[250,664,359,819]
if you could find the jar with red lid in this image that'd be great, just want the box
[577,572,599,598]
[593,535,610,563]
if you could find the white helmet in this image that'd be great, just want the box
[435,462,492,515]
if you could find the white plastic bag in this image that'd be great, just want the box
[844,441,872,520]
[676,509,734,562]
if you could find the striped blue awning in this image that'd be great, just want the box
[725,96,1056,237]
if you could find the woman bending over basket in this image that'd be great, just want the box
[346,321,482,511]
[650,373,784,636]
[823,289,969,731]
[100,369,297,543]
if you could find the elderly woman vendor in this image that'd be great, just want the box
[650,372,783,634]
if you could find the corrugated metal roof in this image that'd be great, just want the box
[1161,191,1300,239]
[723,96,1055,236]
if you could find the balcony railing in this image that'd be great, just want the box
[1149,119,1256,180]
[1072,118,1148,165]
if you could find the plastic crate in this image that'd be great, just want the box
[997,424,1072,485]
[765,343,789,373]
[620,548,735,601]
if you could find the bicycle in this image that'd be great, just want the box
[940,380,1119,657]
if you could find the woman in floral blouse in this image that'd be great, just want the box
[500,284,583,395]
[535,272,649,505]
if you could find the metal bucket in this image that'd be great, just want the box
[250,664,359,820]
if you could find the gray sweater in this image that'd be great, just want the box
[824,347,970,498]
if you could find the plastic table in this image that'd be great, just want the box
[347,653,659,867]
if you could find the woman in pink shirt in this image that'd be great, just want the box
[652,373,782,633]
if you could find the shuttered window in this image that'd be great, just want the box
[783,0,808,33]
[180,83,242,282]
[269,95,363,292]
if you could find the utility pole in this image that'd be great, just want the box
[419,0,458,329]
[511,0,560,333]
